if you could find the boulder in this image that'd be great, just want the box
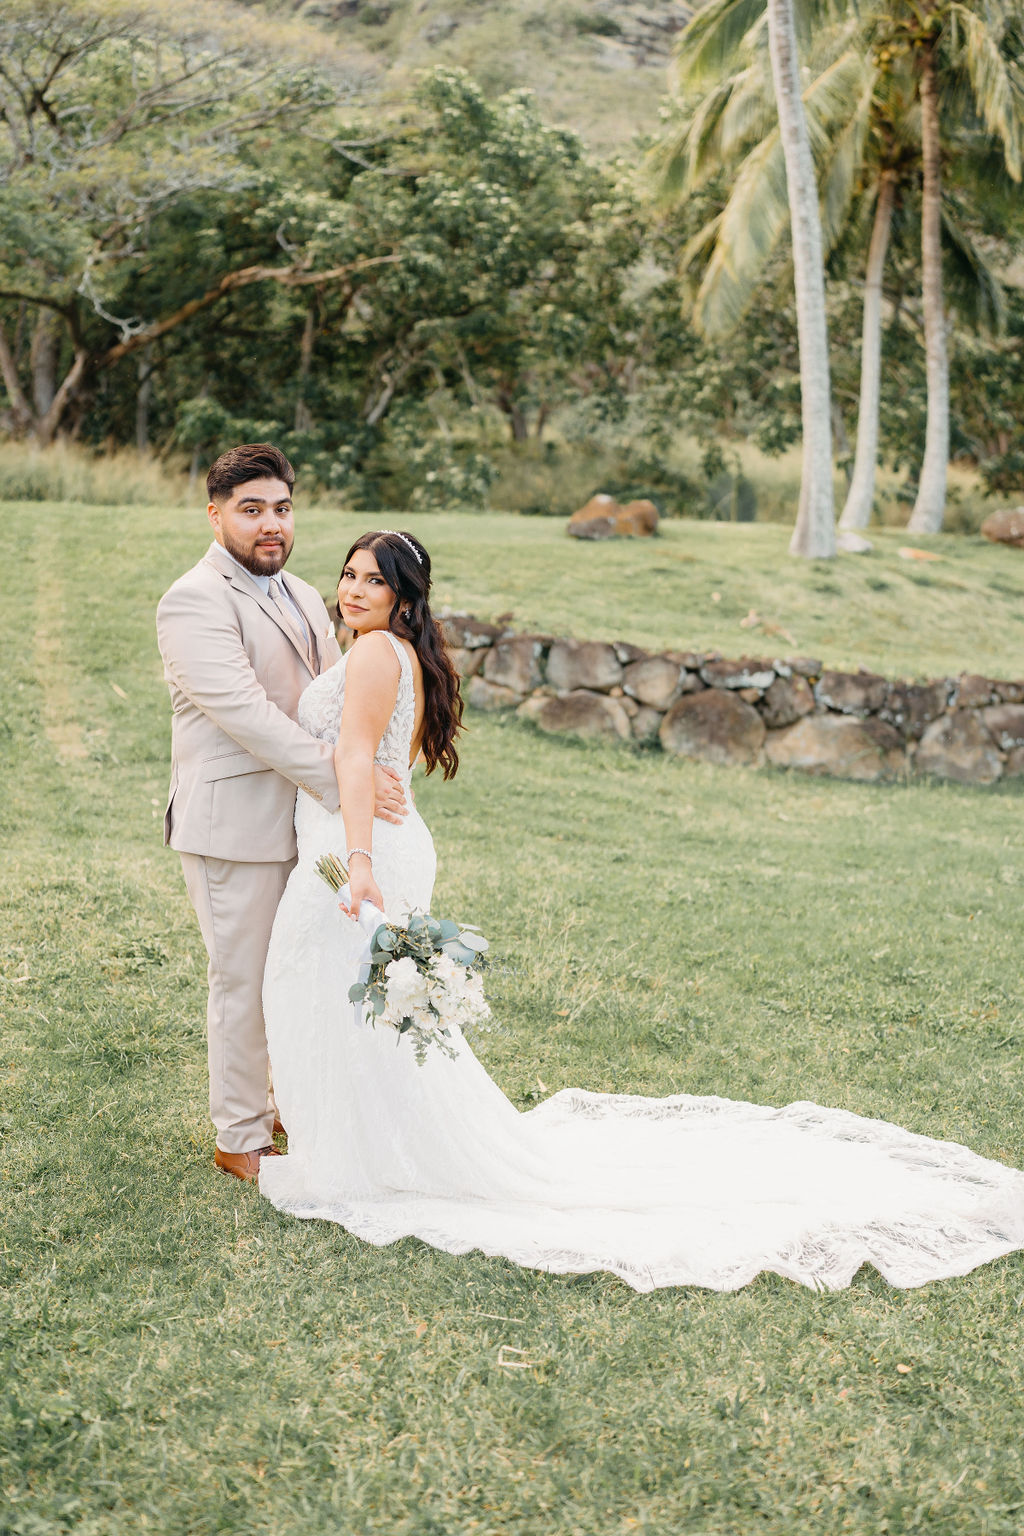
[519,690,632,742]
[449,645,486,679]
[761,674,815,730]
[915,710,1003,784]
[765,715,905,782]
[546,639,623,693]
[440,614,501,650]
[630,704,664,742]
[660,690,766,767]
[784,657,824,679]
[815,669,888,715]
[980,507,1024,548]
[955,674,997,708]
[994,680,1024,704]
[465,677,522,712]
[567,493,659,540]
[1004,746,1024,777]
[699,657,777,690]
[483,636,543,695]
[879,679,949,740]
[613,641,649,665]
[981,703,1024,752]
[622,654,683,710]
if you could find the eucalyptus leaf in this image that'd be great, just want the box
[348,983,366,1003]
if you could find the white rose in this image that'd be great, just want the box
[385,955,429,1014]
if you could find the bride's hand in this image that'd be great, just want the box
[339,861,384,921]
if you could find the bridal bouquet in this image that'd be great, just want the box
[316,853,491,1063]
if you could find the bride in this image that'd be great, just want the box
[260,529,1024,1293]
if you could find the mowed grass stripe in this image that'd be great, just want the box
[1,501,1023,1535]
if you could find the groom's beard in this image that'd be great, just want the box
[222,528,294,577]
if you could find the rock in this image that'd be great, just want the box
[765,715,905,781]
[955,674,997,708]
[622,654,683,710]
[546,639,623,693]
[669,650,715,670]
[483,637,543,695]
[836,529,874,554]
[618,498,660,536]
[613,641,649,665]
[660,690,766,767]
[784,657,824,679]
[915,711,1003,784]
[761,674,815,730]
[815,669,888,715]
[980,507,1024,547]
[879,680,949,740]
[630,704,664,742]
[981,703,1024,752]
[520,690,632,742]
[449,645,486,679]
[440,614,500,650]
[1004,746,1024,777]
[699,657,777,690]
[994,680,1024,704]
[465,677,522,712]
[567,493,659,540]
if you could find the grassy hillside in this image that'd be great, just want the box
[300,0,689,153]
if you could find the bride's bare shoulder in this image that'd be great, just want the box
[344,630,403,681]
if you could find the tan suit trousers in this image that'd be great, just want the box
[179,852,294,1154]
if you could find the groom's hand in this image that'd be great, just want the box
[373,765,407,823]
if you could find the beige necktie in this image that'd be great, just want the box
[268,577,314,671]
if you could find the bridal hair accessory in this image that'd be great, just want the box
[313,853,491,1064]
[377,529,423,565]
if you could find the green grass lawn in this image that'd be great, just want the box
[3,501,1024,1535]
[297,505,1022,680]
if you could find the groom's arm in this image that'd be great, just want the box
[157,579,342,808]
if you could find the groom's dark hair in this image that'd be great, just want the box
[206,443,295,502]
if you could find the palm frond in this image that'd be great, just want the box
[940,202,1007,332]
[689,130,791,335]
[815,57,877,251]
[674,0,770,90]
[948,1,1024,181]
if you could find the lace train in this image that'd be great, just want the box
[260,645,1024,1292]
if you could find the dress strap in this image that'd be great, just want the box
[380,629,412,681]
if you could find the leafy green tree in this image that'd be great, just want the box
[0,0,371,443]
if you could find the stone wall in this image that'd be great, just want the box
[440,613,1024,786]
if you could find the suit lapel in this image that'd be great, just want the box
[204,545,317,676]
[279,575,322,674]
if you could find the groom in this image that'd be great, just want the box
[156,442,405,1180]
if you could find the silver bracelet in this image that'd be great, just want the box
[348,847,373,864]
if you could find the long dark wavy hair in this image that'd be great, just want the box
[340,530,463,780]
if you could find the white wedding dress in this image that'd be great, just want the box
[260,635,1024,1292]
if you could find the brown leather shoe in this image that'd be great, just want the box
[272,1118,286,1138]
[214,1145,282,1181]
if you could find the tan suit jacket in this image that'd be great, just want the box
[156,542,342,862]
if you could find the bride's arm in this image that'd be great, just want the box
[334,633,401,917]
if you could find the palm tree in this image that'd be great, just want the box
[658,0,1024,535]
[766,0,836,556]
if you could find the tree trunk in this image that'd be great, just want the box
[0,316,34,434]
[136,347,153,455]
[30,310,61,419]
[294,302,316,432]
[906,44,948,532]
[840,171,896,530]
[767,0,836,558]
[907,41,948,533]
